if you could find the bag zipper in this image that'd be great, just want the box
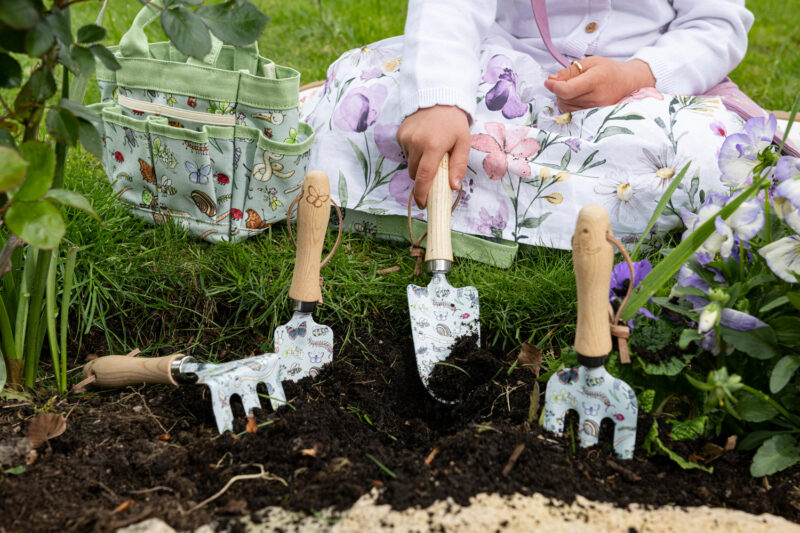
[118,94,237,126]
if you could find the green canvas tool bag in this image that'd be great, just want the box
[92,4,313,242]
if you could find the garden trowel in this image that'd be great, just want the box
[407,154,480,401]
[542,205,638,459]
[270,170,334,384]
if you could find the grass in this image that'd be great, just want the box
[50,0,800,370]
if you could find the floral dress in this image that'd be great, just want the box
[300,36,745,251]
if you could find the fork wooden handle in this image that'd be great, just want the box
[289,171,332,303]
[424,154,453,263]
[573,205,614,357]
[83,354,184,387]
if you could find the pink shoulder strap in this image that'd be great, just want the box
[530,0,570,68]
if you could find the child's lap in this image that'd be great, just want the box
[302,37,744,248]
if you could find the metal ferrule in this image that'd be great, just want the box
[577,353,608,368]
[428,259,451,274]
[292,300,317,313]
[170,355,199,384]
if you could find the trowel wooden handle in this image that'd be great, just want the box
[424,154,453,263]
[573,205,614,358]
[83,353,184,387]
[289,171,331,303]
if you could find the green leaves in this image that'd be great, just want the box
[643,420,713,473]
[750,434,800,477]
[45,108,79,146]
[737,391,779,422]
[161,6,211,60]
[43,189,100,220]
[5,200,65,250]
[15,141,54,201]
[770,355,800,394]
[24,19,54,56]
[196,0,269,46]
[0,0,40,30]
[719,326,779,360]
[0,53,22,88]
[89,44,121,71]
[76,24,105,44]
[27,67,56,101]
[0,146,29,191]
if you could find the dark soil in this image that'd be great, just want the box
[1,326,798,533]
[426,335,501,402]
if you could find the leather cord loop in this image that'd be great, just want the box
[606,232,635,364]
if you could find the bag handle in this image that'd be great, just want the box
[530,0,570,68]
[118,2,261,72]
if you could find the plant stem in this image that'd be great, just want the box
[23,250,50,388]
[763,188,772,243]
[60,246,77,393]
[45,249,61,391]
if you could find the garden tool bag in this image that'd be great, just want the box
[92,4,313,243]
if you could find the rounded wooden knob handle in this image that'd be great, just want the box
[289,171,332,303]
[83,354,184,387]
[424,154,454,263]
[573,205,614,357]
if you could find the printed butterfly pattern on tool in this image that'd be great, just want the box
[407,274,480,387]
[273,316,334,381]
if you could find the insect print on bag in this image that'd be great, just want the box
[186,161,211,184]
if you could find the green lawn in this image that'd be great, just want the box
[59,0,799,364]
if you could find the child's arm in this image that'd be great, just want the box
[398,0,497,208]
[545,0,753,111]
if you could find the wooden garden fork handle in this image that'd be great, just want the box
[573,205,614,359]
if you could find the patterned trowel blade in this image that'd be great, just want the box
[273,311,334,382]
[193,355,286,434]
[407,272,480,392]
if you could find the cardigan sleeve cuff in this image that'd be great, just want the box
[630,49,690,95]
[401,87,477,124]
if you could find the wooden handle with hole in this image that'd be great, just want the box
[83,354,184,387]
[424,154,453,262]
[289,171,331,303]
[573,205,614,357]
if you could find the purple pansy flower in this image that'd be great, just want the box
[482,54,530,119]
[609,259,657,327]
[333,84,388,133]
[718,115,777,188]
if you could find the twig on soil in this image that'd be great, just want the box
[131,391,169,435]
[95,481,119,502]
[605,458,642,482]
[128,486,174,495]
[376,266,401,275]
[186,464,287,514]
[425,447,439,466]
[502,443,526,477]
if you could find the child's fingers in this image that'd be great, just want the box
[414,148,448,209]
[449,135,470,191]
[547,71,597,101]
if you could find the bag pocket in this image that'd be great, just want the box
[146,121,233,242]
[99,105,159,222]
[230,121,315,241]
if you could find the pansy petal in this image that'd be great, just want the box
[485,80,512,113]
[501,88,528,119]
[775,178,800,210]
[759,236,800,283]
[720,308,768,331]
[774,156,800,183]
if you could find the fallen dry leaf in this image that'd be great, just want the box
[26,413,66,449]
[517,343,543,378]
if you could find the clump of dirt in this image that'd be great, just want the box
[0,326,797,533]
[426,335,502,402]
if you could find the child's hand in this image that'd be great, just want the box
[544,57,656,112]
[397,105,470,208]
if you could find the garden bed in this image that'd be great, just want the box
[1,325,798,532]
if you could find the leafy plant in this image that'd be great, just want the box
[0,0,268,393]
[626,101,800,476]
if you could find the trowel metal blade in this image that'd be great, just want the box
[190,355,286,434]
[407,272,480,391]
[542,365,638,459]
[273,311,333,382]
